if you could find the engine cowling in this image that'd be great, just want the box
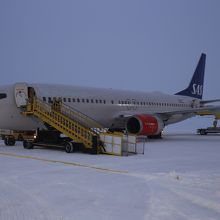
[126,114,164,136]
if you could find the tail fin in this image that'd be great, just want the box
[175,53,206,99]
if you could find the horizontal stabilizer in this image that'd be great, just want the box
[200,99,220,104]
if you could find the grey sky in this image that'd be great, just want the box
[0,0,220,100]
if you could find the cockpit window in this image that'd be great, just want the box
[0,93,7,99]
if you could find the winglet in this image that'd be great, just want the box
[175,53,206,99]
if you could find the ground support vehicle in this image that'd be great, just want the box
[0,129,35,146]
[197,127,220,135]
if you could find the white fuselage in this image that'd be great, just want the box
[0,83,196,131]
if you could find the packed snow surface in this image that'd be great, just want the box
[0,133,220,220]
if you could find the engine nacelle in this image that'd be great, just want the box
[126,114,164,136]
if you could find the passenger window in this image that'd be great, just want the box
[99,100,102,104]
[82,99,85,103]
[86,99,89,103]
[111,100,114,104]
[43,97,46,102]
[72,98,75,102]
[91,99,94,103]
[77,98,80,102]
[63,98,66,102]
[103,100,106,104]
[96,99,98,103]
[68,98,71,102]
[48,97,52,103]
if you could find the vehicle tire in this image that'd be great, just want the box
[200,129,207,135]
[23,140,34,149]
[4,138,9,146]
[65,142,73,153]
[70,142,80,152]
[7,137,16,146]
[23,140,28,149]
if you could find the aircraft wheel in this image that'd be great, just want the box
[64,142,73,153]
[23,140,34,149]
[7,137,16,146]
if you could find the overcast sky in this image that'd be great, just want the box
[0,0,220,100]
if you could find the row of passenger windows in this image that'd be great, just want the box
[119,100,189,107]
[42,96,190,108]
[43,97,106,104]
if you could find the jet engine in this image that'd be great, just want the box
[126,114,164,136]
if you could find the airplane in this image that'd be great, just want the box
[0,53,219,140]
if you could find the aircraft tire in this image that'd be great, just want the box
[64,142,73,153]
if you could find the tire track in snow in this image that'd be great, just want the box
[126,173,193,220]
[126,172,220,220]
[168,186,220,214]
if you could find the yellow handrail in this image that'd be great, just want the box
[25,97,105,149]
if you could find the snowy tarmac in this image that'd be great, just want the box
[0,133,220,220]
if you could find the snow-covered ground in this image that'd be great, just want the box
[0,129,220,219]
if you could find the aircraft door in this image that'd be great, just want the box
[14,83,29,107]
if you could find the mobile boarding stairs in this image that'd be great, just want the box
[21,97,107,154]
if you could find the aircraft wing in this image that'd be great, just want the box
[160,105,220,115]
[109,105,220,131]
[200,99,220,104]
[114,106,220,119]
[156,105,220,122]
[110,105,220,129]
[196,108,220,119]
